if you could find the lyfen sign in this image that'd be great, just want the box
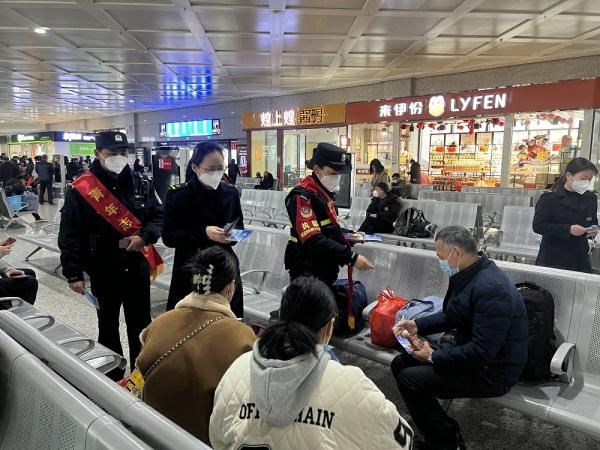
[346,79,600,124]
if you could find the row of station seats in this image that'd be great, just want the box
[227,225,599,441]
[0,311,211,449]
[8,207,600,443]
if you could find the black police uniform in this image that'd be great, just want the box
[58,132,163,376]
[162,174,244,315]
[284,143,357,287]
[533,185,598,272]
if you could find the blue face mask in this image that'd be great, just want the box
[439,248,460,277]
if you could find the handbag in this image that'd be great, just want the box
[370,286,409,348]
[120,315,227,397]
[332,277,368,337]
[396,296,445,345]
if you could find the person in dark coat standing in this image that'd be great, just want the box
[392,226,528,450]
[162,142,245,316]
[227,158,241,185]
[58,131,163,379]
[358,182,401,234]
[35,155,54,205]
[409,159,421,184]
[533,157,598,273]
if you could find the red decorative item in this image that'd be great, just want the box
[499,121,505,127]
[457,125,464,130]
[417,122,425,129]
[370,287,409,348]
[428,122,435,129]
[400,123,408,129]
[448,144,457,153]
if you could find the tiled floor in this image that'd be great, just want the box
[5,203,599,450]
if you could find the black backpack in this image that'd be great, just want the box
[394,207,433,238]
[516,282,556,381]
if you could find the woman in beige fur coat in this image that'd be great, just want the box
[136,246,256,445]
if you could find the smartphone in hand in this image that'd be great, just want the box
[223,217,240,235]
[1,237,16,246]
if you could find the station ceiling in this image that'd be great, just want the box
[1,0,600,132]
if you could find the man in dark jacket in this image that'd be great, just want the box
[392,225,528,450]
[358,182,401,234]
[35,155,54,204]
[227,158,241,185]
[409,159,421,184]
[58,131,163,379]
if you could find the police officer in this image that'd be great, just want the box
[285,143,374,288]
[58,131,163,379]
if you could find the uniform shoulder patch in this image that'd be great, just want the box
[169,182,186,190]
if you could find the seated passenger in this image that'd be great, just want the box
[136,246,256,445]
[0,243,38,304]
[210,276,413,450]
[358,182,401,234]
[391,226,528,450]
[390,173,409,199]
[255,170,274,190]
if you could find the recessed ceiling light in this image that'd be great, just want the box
[128,99,135,103]
[34,27,49,34]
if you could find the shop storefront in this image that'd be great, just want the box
[6,131,97,159]
[346,78,600,190]
[242,104,347,190]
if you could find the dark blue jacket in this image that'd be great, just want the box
[533,186,597,273]
[415,254,528,387]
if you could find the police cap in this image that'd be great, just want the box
[306,142,351,174]
[95,131,132,151]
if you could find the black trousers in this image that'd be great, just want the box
[391,352,509,449]
[358,216,394,234]
[0,268,38,304]
[90,256,151,377]
[38,180,53,203]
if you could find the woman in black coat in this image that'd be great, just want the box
[162,142,245,315]
[533,157,598,273]
[358,182,401,234]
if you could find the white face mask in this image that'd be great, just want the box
[372,190,379,198]
[571,179,590,195]
[101,154,128,174]
[199,171,222,190]
[316,169,341,192]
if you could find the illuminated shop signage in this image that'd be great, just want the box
[60,132,96,142]
[346,78,600,124]
[242,104,345,129]
[159,119,221,138]
[378,93,508,119]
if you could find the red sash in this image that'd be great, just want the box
[298,176,356,330]
[73,172,164,280]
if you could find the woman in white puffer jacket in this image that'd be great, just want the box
[209,276,413,450]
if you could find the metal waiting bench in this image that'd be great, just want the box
[234,226,600,441]
[0,311,213,449]
[6,297,125,375]
[379,199,482,249]
[418,190,532,226]
[339,197,372,231]
[486,206,540,261]
[461,186,546,205]
[0,326,152,449]
[240,190,290,228]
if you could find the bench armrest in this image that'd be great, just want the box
[551,342,576,383]
[56,337,96,356]
[240,270,269,294]
[23,314,55,332]
[362,301,378,320]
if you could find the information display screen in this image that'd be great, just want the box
[160,119,221,138]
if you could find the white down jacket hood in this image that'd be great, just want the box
[209,343,413,450]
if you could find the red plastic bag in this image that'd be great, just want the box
[370,286,409,348]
